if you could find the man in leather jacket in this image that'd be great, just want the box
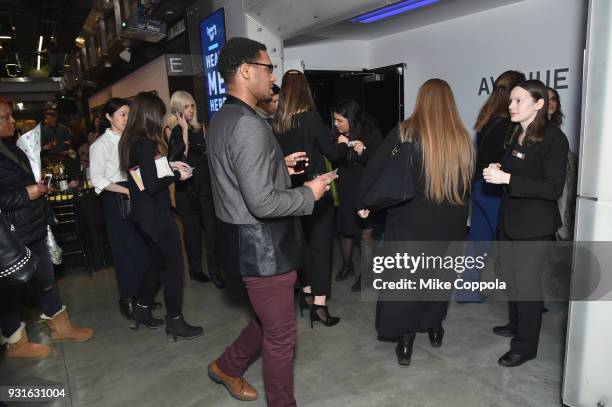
[205,38,335,406]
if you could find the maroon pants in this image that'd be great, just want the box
[217,271,297,407]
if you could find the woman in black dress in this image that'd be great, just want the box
[483,80,568,367]
[274,70,348,327]
[332,99,382,291]
[165,90,225,288]
[118,92,203,341]
[358,79,474,365]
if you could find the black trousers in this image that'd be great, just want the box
[300,198,334,296]
[0,237,62,337]
[101,191,149,298]
[138,210,184,317]
[498,229,553,357]
[175,188,220,277]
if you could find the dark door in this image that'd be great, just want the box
[305,63,404,137]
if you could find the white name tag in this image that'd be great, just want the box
[511,150,525,160]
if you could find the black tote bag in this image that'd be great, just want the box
[362,135,415,210]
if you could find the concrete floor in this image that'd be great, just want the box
[0,259,568,407]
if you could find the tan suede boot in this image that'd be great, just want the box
[41,306,94,342]
[2,322,53,359]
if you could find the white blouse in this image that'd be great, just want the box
[89,128,127,194]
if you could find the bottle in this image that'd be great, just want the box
[58,164,69,194]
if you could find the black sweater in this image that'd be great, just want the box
[275,111,348,186]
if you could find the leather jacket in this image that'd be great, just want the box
[0,140,53,245]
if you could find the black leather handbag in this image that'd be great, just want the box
[362,132,415,210]
[0,212,38,288]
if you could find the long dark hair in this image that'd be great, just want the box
[102,97,129,133]
[547,87,564,127]
[507,80,549,146]
[474,70,525,131]
[119,92,167,173]
[273,70,316,135]
[332,98,372,162]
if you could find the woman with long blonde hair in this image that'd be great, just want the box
[358,79,474,365]
[165,91,225,288]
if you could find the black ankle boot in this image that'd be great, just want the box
[395,332,415,366]
[165,314,203,342]
[428,326,444,348]
[298,292,314,317]
[209,274,227,289]
[335,262,355,282]
[351,275,362,292]
[118,297,135,320]
[310,305,340,328]
[130,304,164,329]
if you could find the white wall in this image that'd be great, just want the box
[285,0,586,152]
[88,55,170,110]
[369,0,586,152]
[284,39,369,71]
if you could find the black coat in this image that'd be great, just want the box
[0,140,52,245]
[127,138,180,241]
[498,124,569,239]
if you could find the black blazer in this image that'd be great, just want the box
[498,125,569,239]
[167,125,212,196]
[126,138,180,241]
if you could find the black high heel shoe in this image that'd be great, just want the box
[310,305,340,328]
[130,303,164,329]
[298,292,314,317]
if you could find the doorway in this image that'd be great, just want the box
[305,63,405,137]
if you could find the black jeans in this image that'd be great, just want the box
[0,237,62,337]
[175,189,221,278]
[138,210,184,317]
[102,191,150,298]
[300,198,334,296]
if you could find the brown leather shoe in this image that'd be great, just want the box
[207,360,258,401]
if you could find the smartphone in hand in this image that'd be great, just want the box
[43,174,53,187]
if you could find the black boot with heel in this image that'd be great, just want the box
[130,304,164,329]
[165,314,203,342]
[396,332,416,366]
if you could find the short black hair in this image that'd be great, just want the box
[271,83,280,96]
[218,37,267,83]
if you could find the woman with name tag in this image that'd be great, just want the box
[357,79,474,366]
[90,98,157,321]
[483,79,569,367]
[165,90,226,288]
[119,92,203,342]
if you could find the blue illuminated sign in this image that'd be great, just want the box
[200,8,227,120]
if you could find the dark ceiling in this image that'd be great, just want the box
[0,0,93,53]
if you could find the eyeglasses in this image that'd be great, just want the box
[247,62,274,74]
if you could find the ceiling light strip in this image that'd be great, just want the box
[351,0,440,23]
